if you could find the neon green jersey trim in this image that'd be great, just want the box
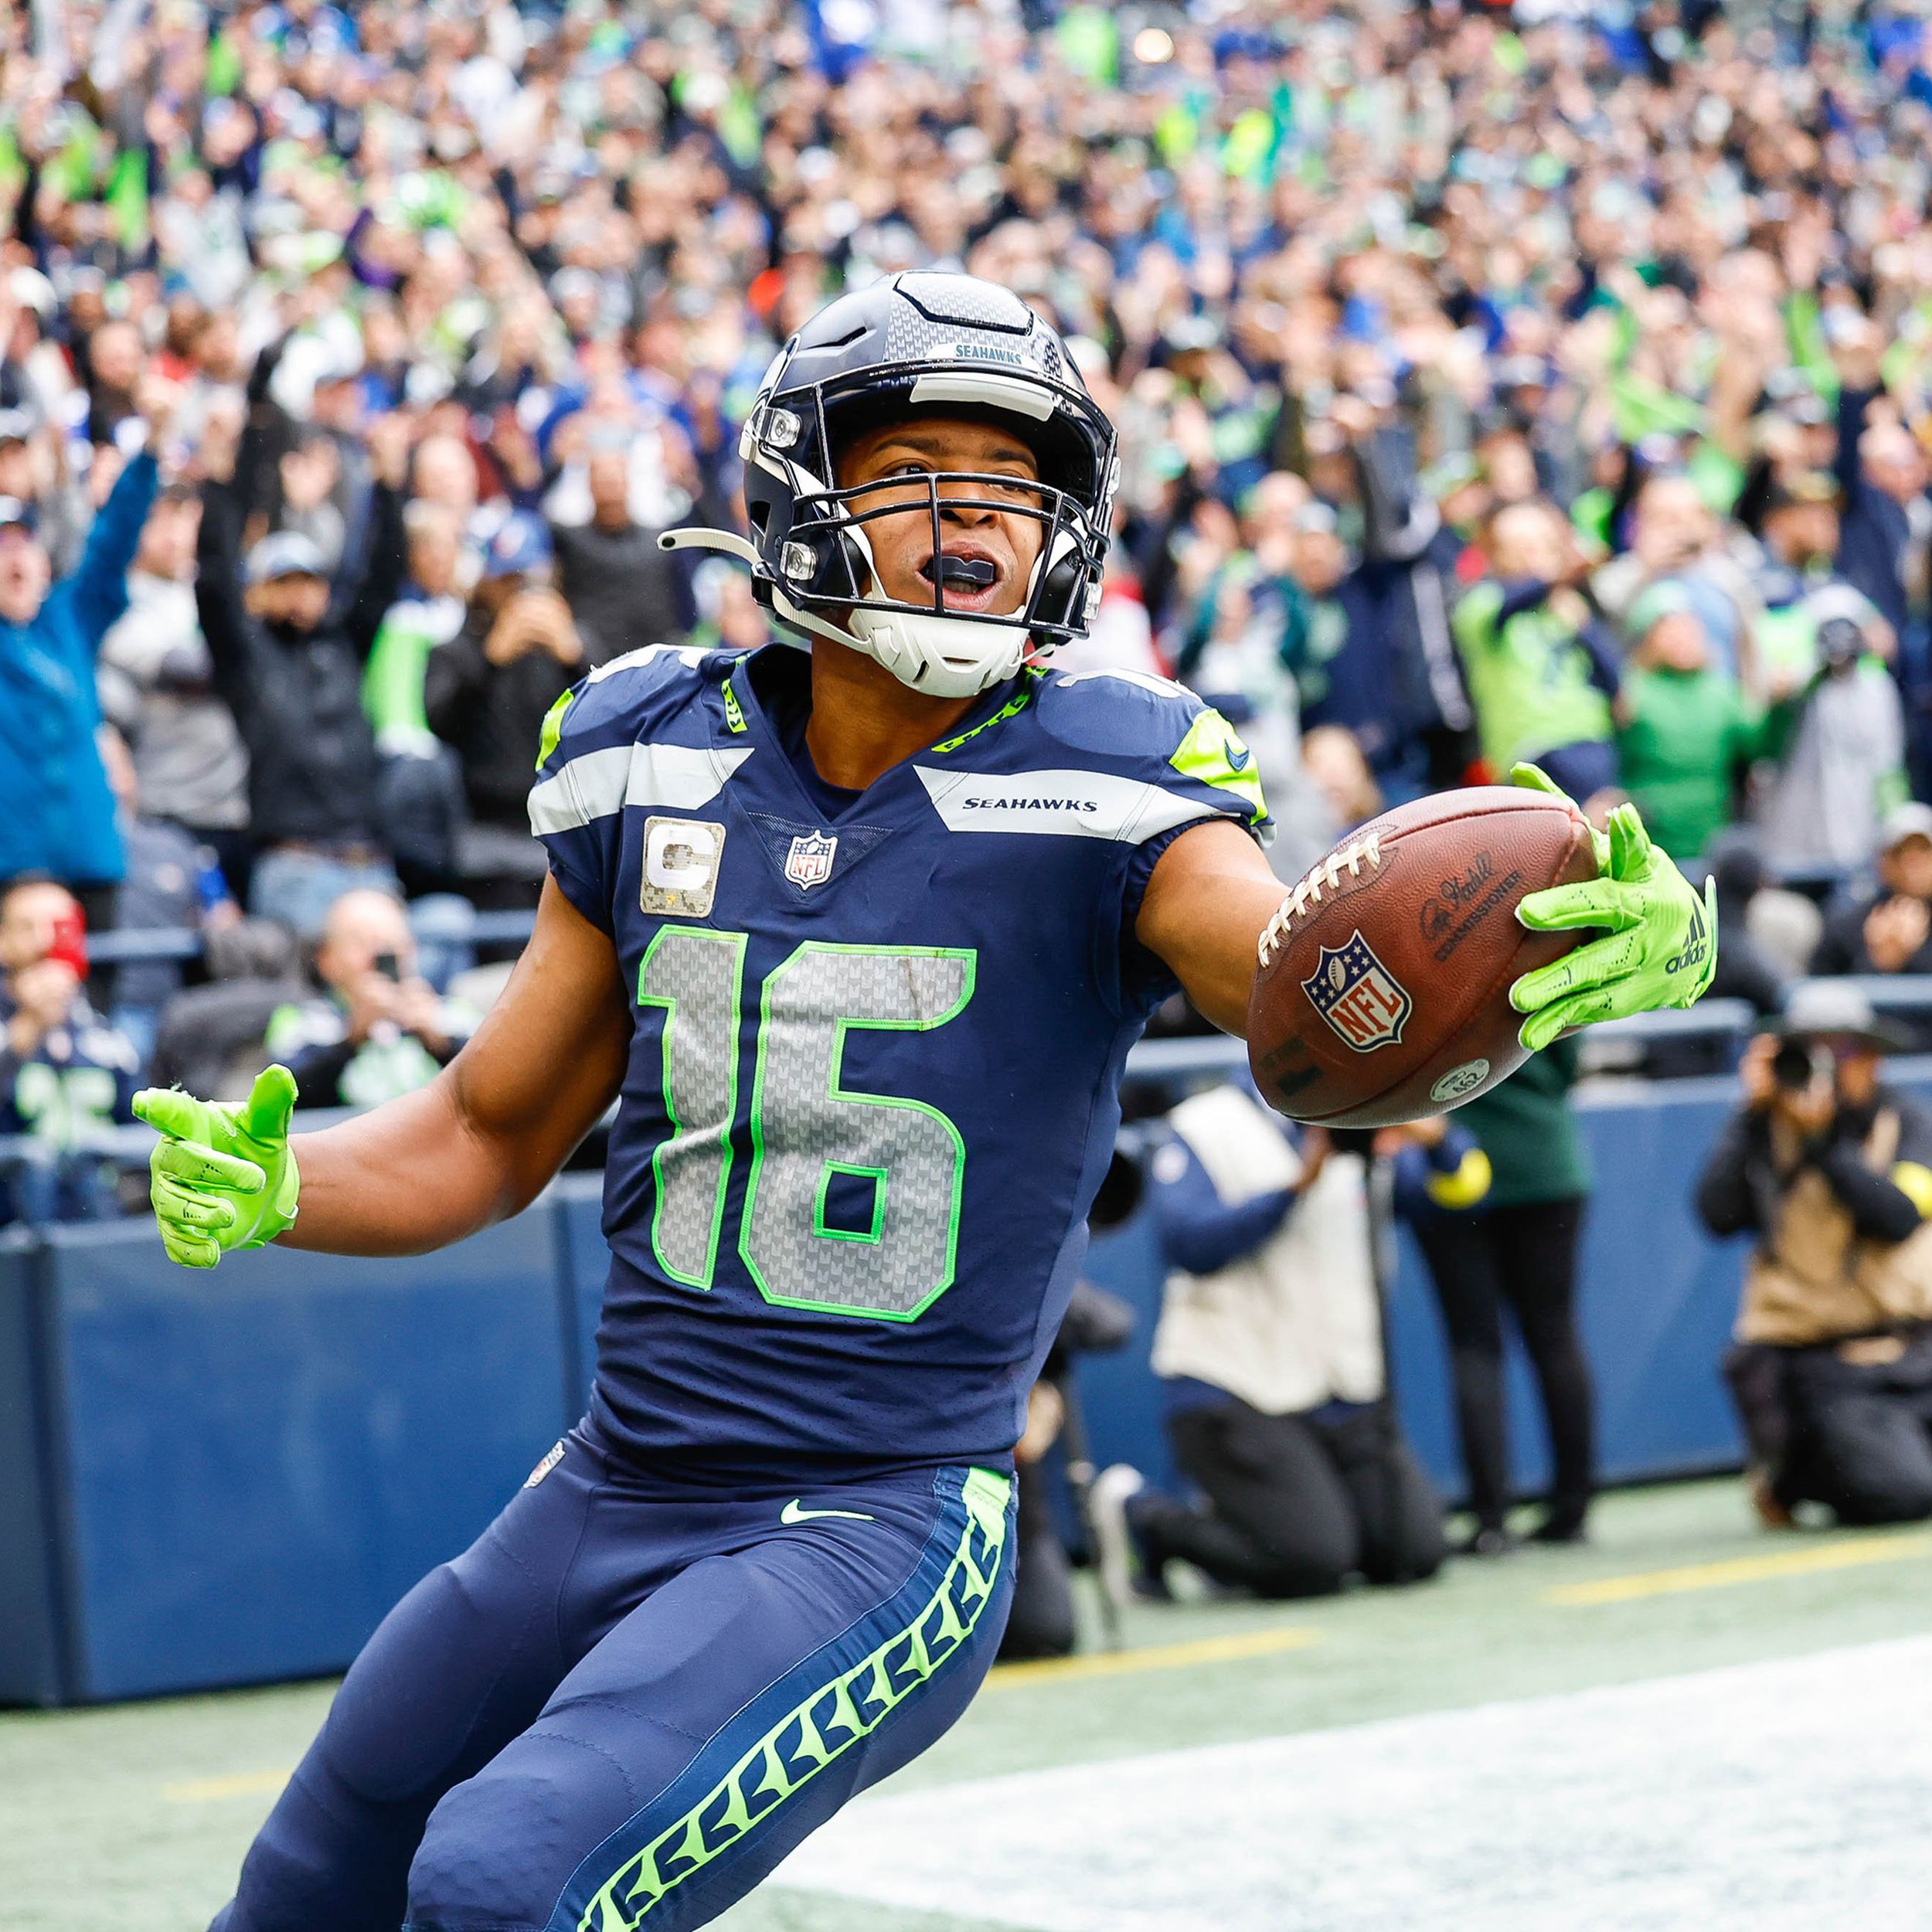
[723,676,747,734]
[536,688,577,770]
[930,673,1039,754]
[577,1469,1010,1931]
[1170,706,1267,825]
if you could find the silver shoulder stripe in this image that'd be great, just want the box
[583,641,713,686]
[529,743,753,835]
[1049,665,1192,699]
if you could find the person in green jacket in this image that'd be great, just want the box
[1454,502,1621,803]
[1410,1040,1597,1553]
[362,502,467,752]
[1614,582,1767,862]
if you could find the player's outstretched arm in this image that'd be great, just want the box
[1136,818,1292,1036]
[1136,780,1716,1049]
[135,879,631,1265]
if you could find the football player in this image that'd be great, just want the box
[137,274,1713,1932]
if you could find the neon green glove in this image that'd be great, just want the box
[1507,764,1717,1053]
[131,1065,301,1269]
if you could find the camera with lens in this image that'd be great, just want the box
[1772,1039,1832,1092]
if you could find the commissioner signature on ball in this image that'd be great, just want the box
[1419,852,1522,961]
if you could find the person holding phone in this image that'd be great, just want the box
[263,886,474,1111]
[1697,981,1932,1527]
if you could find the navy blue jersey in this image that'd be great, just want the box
[532,642,1265,1478]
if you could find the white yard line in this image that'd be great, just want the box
[773,1634,1932,1932]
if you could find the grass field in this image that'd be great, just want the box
[5,1479,1930,1931]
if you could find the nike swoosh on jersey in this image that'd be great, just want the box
[781,1498,877,1525]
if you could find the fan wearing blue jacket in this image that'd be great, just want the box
[0,395,171,895]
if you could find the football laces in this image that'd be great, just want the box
[1256,833,1383,970]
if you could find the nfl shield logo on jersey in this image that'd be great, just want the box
[784,831,838,890]
[1302,930,1413,1052]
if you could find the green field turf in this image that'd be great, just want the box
[3,1479,1929,1932]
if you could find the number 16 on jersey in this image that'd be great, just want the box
[637,927,977,1323]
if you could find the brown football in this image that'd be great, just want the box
[1247,787,1597,1128]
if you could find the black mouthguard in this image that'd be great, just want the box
[930,555,997,588]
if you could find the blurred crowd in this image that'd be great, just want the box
[11,0,1932,1196]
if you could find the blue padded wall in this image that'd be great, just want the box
[0,1233,66,1704]
[36,1214,566,1702]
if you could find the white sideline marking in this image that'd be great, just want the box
[773,1635,1932,1931]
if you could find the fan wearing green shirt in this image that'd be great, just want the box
[1614,583,1769,862]
[1453,501,1621,802]
[362,502,466,753]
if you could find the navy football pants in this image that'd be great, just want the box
[210,1427,1015,1932]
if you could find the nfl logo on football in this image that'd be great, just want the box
[784,831,838,890]
[1302,930,1413,1051]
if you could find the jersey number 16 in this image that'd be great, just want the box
[638,927,976,1323]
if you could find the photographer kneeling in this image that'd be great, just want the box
[1697,983,1932,1527]
[1092,1080,1455,1602]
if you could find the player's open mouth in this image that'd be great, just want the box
[918,545,1005,613]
